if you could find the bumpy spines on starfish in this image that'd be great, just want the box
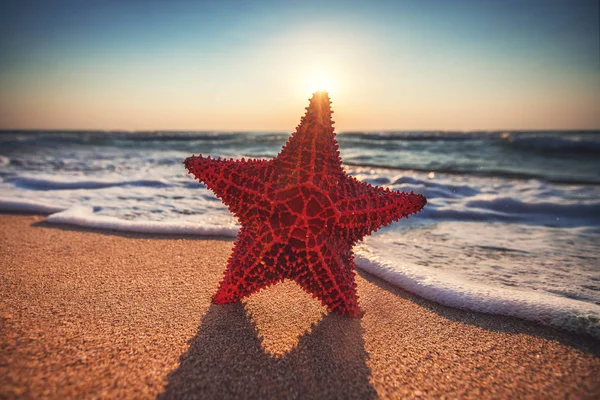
[276,91,343,186]
[183,156,272,223]
[185,91,426,317]
[335,176,427,241]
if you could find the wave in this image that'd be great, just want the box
[345,162,600,185]
[0,197,65,214]
[340,130,600,146]
[355,250,600,339]
[0,131,281,145]
[0,132,113,147]
[0,199,238,236]
[391,176,479,197]
[417,200,600,228]
[501,133,600,155]
[340,131,485,141]
[3,131,600,186]
[4,176,170,190]
[466,197,600,221]
[113,131,251,142]
[45,206,238,237]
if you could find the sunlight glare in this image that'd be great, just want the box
[304,72,336,95]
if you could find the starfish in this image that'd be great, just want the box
[184,91,426,317]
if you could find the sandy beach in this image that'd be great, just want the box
[1,213,599,399]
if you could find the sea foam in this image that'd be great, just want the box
[46,206,239,237]
[355,247,600,339]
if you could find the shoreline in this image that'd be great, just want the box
[1,213,599,398]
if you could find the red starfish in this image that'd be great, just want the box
[185,92,426,317]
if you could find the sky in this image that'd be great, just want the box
[0,0,598,131]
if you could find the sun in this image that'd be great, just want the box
[304,72,336,95]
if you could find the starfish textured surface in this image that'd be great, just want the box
[184,92,426,317]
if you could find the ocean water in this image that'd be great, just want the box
[1,130,599,338]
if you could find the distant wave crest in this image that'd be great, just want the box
[5,176,169,190]
[501,133,600,155]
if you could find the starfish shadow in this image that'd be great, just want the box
[157,303,377,399]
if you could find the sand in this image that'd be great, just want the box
[1,213,599,399]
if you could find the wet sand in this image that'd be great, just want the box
[1,213,599,399]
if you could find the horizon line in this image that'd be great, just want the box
[1,128,600,134]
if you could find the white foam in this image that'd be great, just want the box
[0,197,65,214]
[355,247,600,339]
[45,206,238,237]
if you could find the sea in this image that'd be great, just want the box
[1,130,599,338]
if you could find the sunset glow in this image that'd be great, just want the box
[0,0,598,131]
[303,72,336,96]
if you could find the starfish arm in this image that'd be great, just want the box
[184,155,272,221]
[213,224,283,304]
[289,239,361,317]
[275,92,345,185]
[335,175,427,241]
